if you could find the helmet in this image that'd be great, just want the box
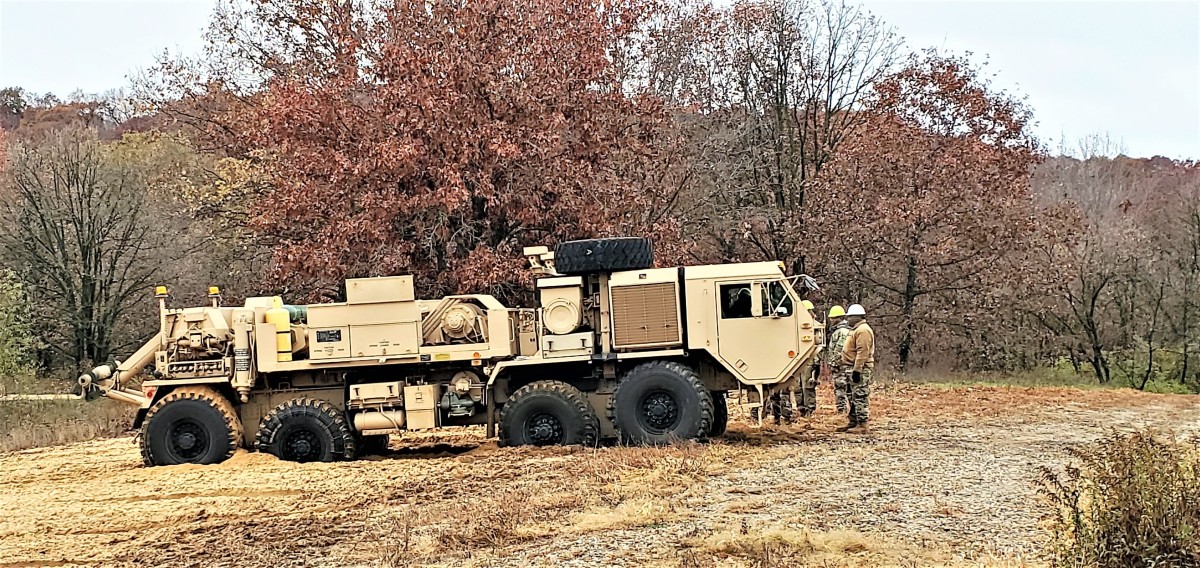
[846,304,866,316]
[828,305,845,318]
[801,300,814,311]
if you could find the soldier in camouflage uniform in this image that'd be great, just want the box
[839,304,875,430]
[825,305,851,413]
[796,300,820,417]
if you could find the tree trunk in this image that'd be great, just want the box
[898,252,919,370]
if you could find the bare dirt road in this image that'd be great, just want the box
[1,383,1196,568]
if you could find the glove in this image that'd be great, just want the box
[851,371,862,383]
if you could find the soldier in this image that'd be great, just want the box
[825,305,851,414]
[839,304,875,431]
[796,300,819,417]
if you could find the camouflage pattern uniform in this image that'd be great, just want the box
[839,320,875,426]
[826,321,851,412]
[799,364,818,417]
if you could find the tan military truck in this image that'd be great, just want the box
[77,238,823,466]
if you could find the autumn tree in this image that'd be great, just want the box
[144,0,681,302]
[637,0,901,270]
[0,127,160,367]
[1032,148,1200,389]
[811,52,1044,370]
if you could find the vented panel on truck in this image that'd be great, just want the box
[610,282,682,349]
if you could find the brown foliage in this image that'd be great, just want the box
[158,0,682,302]
[640,0,902,271]
[810,51,1045,369]
[1031,151,1200,388]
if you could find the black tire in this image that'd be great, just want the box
[140,386,242,466]
[499,380,599,447]
[611,361,713,445]
[709,391,728,438]
[357,434,391,456]
[554,237,653,275]
[255,397,356,463]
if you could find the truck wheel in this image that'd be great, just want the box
[611,361,713,445]
[554,237,653,275]
[140,386,242,467]
[709,391,729,438]
[499,380,599,447]
[255,397,356,463]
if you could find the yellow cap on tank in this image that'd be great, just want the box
[208,286,221,295]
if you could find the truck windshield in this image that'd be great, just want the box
[763,279,796,316]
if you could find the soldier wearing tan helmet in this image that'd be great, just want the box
[839,304,874,430]
[825,305,851,414]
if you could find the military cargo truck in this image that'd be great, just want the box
[76,238,823,465]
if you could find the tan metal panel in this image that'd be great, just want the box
[536,276,583,288]
[609,267,678,286]
[610,282,682,349]
[308,326,350,360]
[346,276,415,304]
[307,301,420,327]
[351,322,420,357]
[404,384,440,429]
[540,331,594,358]
[348,381,404,407]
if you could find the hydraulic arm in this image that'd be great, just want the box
[75,332,161,407]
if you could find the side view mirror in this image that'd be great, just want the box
[774,306,789,317]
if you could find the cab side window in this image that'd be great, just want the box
[720,284,753,319]
[763,281,793,317]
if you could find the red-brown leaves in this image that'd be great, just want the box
[198,0,676,302]
[811,52,1044,368]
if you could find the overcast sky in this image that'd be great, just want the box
[0,0,1197,159]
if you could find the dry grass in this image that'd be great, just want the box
[3,381,1197,567]
[370,442,740,565]
[569,497,683,532]
[0,397,132,453]
[679,523,941,567]
[0,374,134,453]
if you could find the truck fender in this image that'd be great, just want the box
[131,385,171,429]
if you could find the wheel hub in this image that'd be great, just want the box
[283,428,322,462]
[168,420,208,461]
[526,413,564,445]
[640,391,680,434]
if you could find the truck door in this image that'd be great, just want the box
[715,280,801,381]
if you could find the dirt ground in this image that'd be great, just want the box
[1,382,1197,568]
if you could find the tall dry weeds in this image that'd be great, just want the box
[1039,430,1200,568]
[0,397,132,452]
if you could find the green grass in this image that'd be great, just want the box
[900,364,1196,394]
[900,367,1112,390]
[892,355,1200,391]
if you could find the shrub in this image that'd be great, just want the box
[1040,430,1200,567]
[0,270,35,380]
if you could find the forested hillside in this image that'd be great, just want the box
[1,0,1196,391]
